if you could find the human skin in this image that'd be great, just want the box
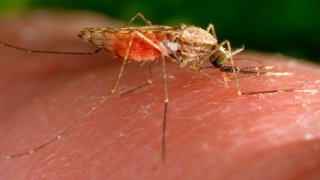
[0,11,320,180]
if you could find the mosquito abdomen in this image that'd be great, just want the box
[104,32,168,61]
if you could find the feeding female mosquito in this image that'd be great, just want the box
[0,13,317,162]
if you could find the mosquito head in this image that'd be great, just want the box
[210,45,245,68]
[78,29,89,41]
[78,28,105,47]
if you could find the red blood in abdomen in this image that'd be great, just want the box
[104,32,167,61]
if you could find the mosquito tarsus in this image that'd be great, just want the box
[0,13,317,162]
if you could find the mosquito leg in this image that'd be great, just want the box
[206,23,217,39]
[220,71,230,86]
[111,30,162,94]
[83,62,153,100]
[2,63,155,160]
[198,68,227,86]
[160,53,169,162]
[198,65,230,87]
[199,64,280,87]
[231,45,245,56]
[110,30,137,94]
[219,65,319,95]
[218,40,242,95]
[123,30,171,162]
[118,62,153,96]
[0,40,102,55]
[2,30,165,160]
[220,65,292,79]
[2,91,109,160]
[126,13,152,26]
[214,46,319,96]
[111,58,127,93]
[108,30,168,162]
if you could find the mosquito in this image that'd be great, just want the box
[0,13,317,162]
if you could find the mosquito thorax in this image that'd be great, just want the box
[180,24,217,47]
[78,28,105,47]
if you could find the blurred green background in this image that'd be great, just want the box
[0,0,319,62]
